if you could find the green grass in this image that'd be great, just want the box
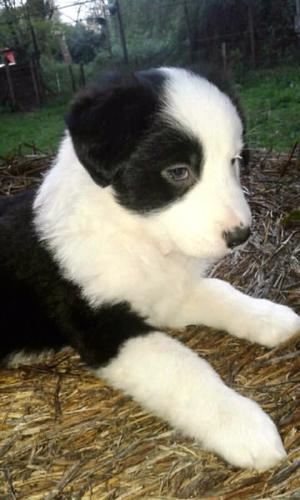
[239,66,300,151]
[1,65,300,156]
[0,101,66,157]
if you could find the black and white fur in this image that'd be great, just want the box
[1,68,299,469]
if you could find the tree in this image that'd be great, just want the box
[66,23,104,63]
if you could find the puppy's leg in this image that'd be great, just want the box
[98,331,286,469]
[168,278,300,347]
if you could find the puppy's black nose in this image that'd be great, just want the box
[223,226,251,249]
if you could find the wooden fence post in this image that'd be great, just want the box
[183,0,194,63]
[115,0,129,65]
[30,58,41,106]
[68,64,76,93]
[4,61,17,109]
[56,72,61,93]
[248,1,256,68]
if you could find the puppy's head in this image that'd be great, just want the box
[66,67,251,261]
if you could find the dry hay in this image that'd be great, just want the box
[0,148,52,196]
[0,148,300,499]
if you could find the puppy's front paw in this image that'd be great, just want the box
[208,393,286,469]
[233,299,300,347]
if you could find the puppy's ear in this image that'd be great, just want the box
[66,76,159,187]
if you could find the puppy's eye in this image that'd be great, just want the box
[163,166,190,183]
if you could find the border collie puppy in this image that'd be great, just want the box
[1,68,299,469]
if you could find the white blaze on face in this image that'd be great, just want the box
[145,68,251,260]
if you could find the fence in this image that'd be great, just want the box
[0,59,88,111]
[0,59,44,111]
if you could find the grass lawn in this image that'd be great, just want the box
[0,101,66,157]
[240,66,300,152]
[1,65,300,156]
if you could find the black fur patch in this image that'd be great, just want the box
[66,70,164,188]
[113,125,202,213]
[0,191,153,368]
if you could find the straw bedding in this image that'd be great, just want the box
[0,148,299,499]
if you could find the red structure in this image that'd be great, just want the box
[0,47,16,66]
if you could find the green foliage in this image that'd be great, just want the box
[0,0,299,72]
[40,56,83,97]
[106,0,188,67]
[0,3,63,63]
[0,4,28,60]
[66,24,104,64]
[105,0,299,71]
[26,0,50,20]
